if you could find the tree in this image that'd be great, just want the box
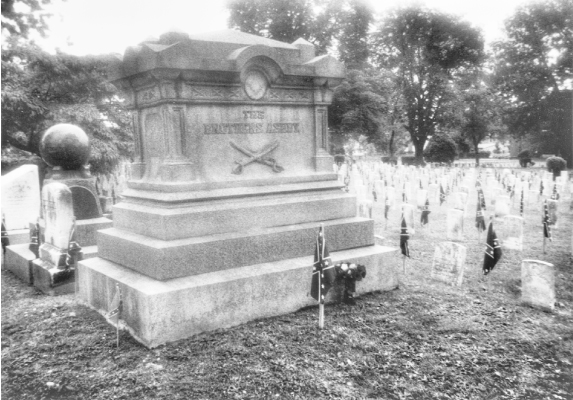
[226,0,374,61]
[371,6,484,163]
[2,0,133,175]
[423,133,457,164]
[459,87,502,165]
[328,68,409,155]
[2,45,133,174]
[492,0,573,164]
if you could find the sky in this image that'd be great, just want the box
[31,0,532,56]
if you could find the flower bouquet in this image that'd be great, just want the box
[334,262,367,305]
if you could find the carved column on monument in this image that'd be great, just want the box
[130,110,146,180]
[312,80,334,172]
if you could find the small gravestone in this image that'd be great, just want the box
[386,186,396,206]
[357,200,373,219]
[32,182,77,295]
[1,164,41,235]
[428,183,439,204]
[450,192,467,211]
[416,189,428,210]
[446,208,464,241]
[499,215,524,251]
[521,260,555,312]
[430,242,467,286]
[494,195,511,219]
[401,203,416,234]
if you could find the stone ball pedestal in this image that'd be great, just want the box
[40,123,90,170]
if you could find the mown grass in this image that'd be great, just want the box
[2,167,572,400]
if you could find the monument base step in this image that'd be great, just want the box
[4,244,37,283]
[6,229,29,246]
[78,245,399,348]
[4,244,100,286]
[32,259,76,296]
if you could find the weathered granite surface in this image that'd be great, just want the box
[79,245,397,348]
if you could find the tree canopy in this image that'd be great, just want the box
[492,0,572,163]
[371,6,485,163]
[2,0,133,174]
[226,0,374,65]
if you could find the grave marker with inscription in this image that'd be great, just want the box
[430,242,467,286]
[1,165,41,232]
[521,260,555,312]
[446,209,464,241]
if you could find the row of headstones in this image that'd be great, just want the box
[430,242,556,312]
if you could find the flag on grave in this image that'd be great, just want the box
[551,183,559,200]
[107,283,123,324]
[402,182,407,203]
[1,218,9,255]
[483,222,502,275]
[372,189,377,202]
[543,200,552,241]
[419,180,423,189]
[384,195,390,220]
[400,215,410,257]
[477,187,487,210]
[476,197,486,232]
[520,189,524,216]
[540,180,544,195]
[310,226,336,303]
[439,184,446,205]
[421,198,430,225]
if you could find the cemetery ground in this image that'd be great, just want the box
[2,174,573,400]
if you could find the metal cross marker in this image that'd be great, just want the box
[229,140,284,174]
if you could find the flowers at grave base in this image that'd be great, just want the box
[334,262,367,305]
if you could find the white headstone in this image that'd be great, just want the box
[41,182,74,250]
[1,165,41,230]
[450,192,468,211]
[494,195,511,219]
[401,203,416,235]
[499,215,524,251]
[416,189,428,210]
[521,260,555,312]
[430,242,467,286]
[446,209,464,241]
[428,183,439,204]
[386,186,396,206]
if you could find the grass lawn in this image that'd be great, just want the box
[2,167,572,400]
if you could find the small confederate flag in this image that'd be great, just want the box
[310,226,336,303]
[107,283,123,323]
[439,184,446,206]
[543,200,552,241]
[520,189,524,216]
[400,215,410,257]
[384,195,390,220]
[475,197,486,232]
[420,198,430,225]
[483,222,502,275]
[477,188,486,210]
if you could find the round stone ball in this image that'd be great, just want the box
[40,124,90,170]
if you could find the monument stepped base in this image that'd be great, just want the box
[79,245,398,348]
[5,244,99,285]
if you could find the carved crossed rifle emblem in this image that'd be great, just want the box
[229,140,284,175]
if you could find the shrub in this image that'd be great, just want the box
[546,156,567,177]
[517,149,531,159]
[424,134,457,164]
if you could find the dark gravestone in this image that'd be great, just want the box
[70,186,101,220]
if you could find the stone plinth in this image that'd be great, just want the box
[4,244,36,283]
[79,245,398,348]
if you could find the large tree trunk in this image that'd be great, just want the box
[414,139,425,164]
[388,129,395,157]
[474,142,480,166]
